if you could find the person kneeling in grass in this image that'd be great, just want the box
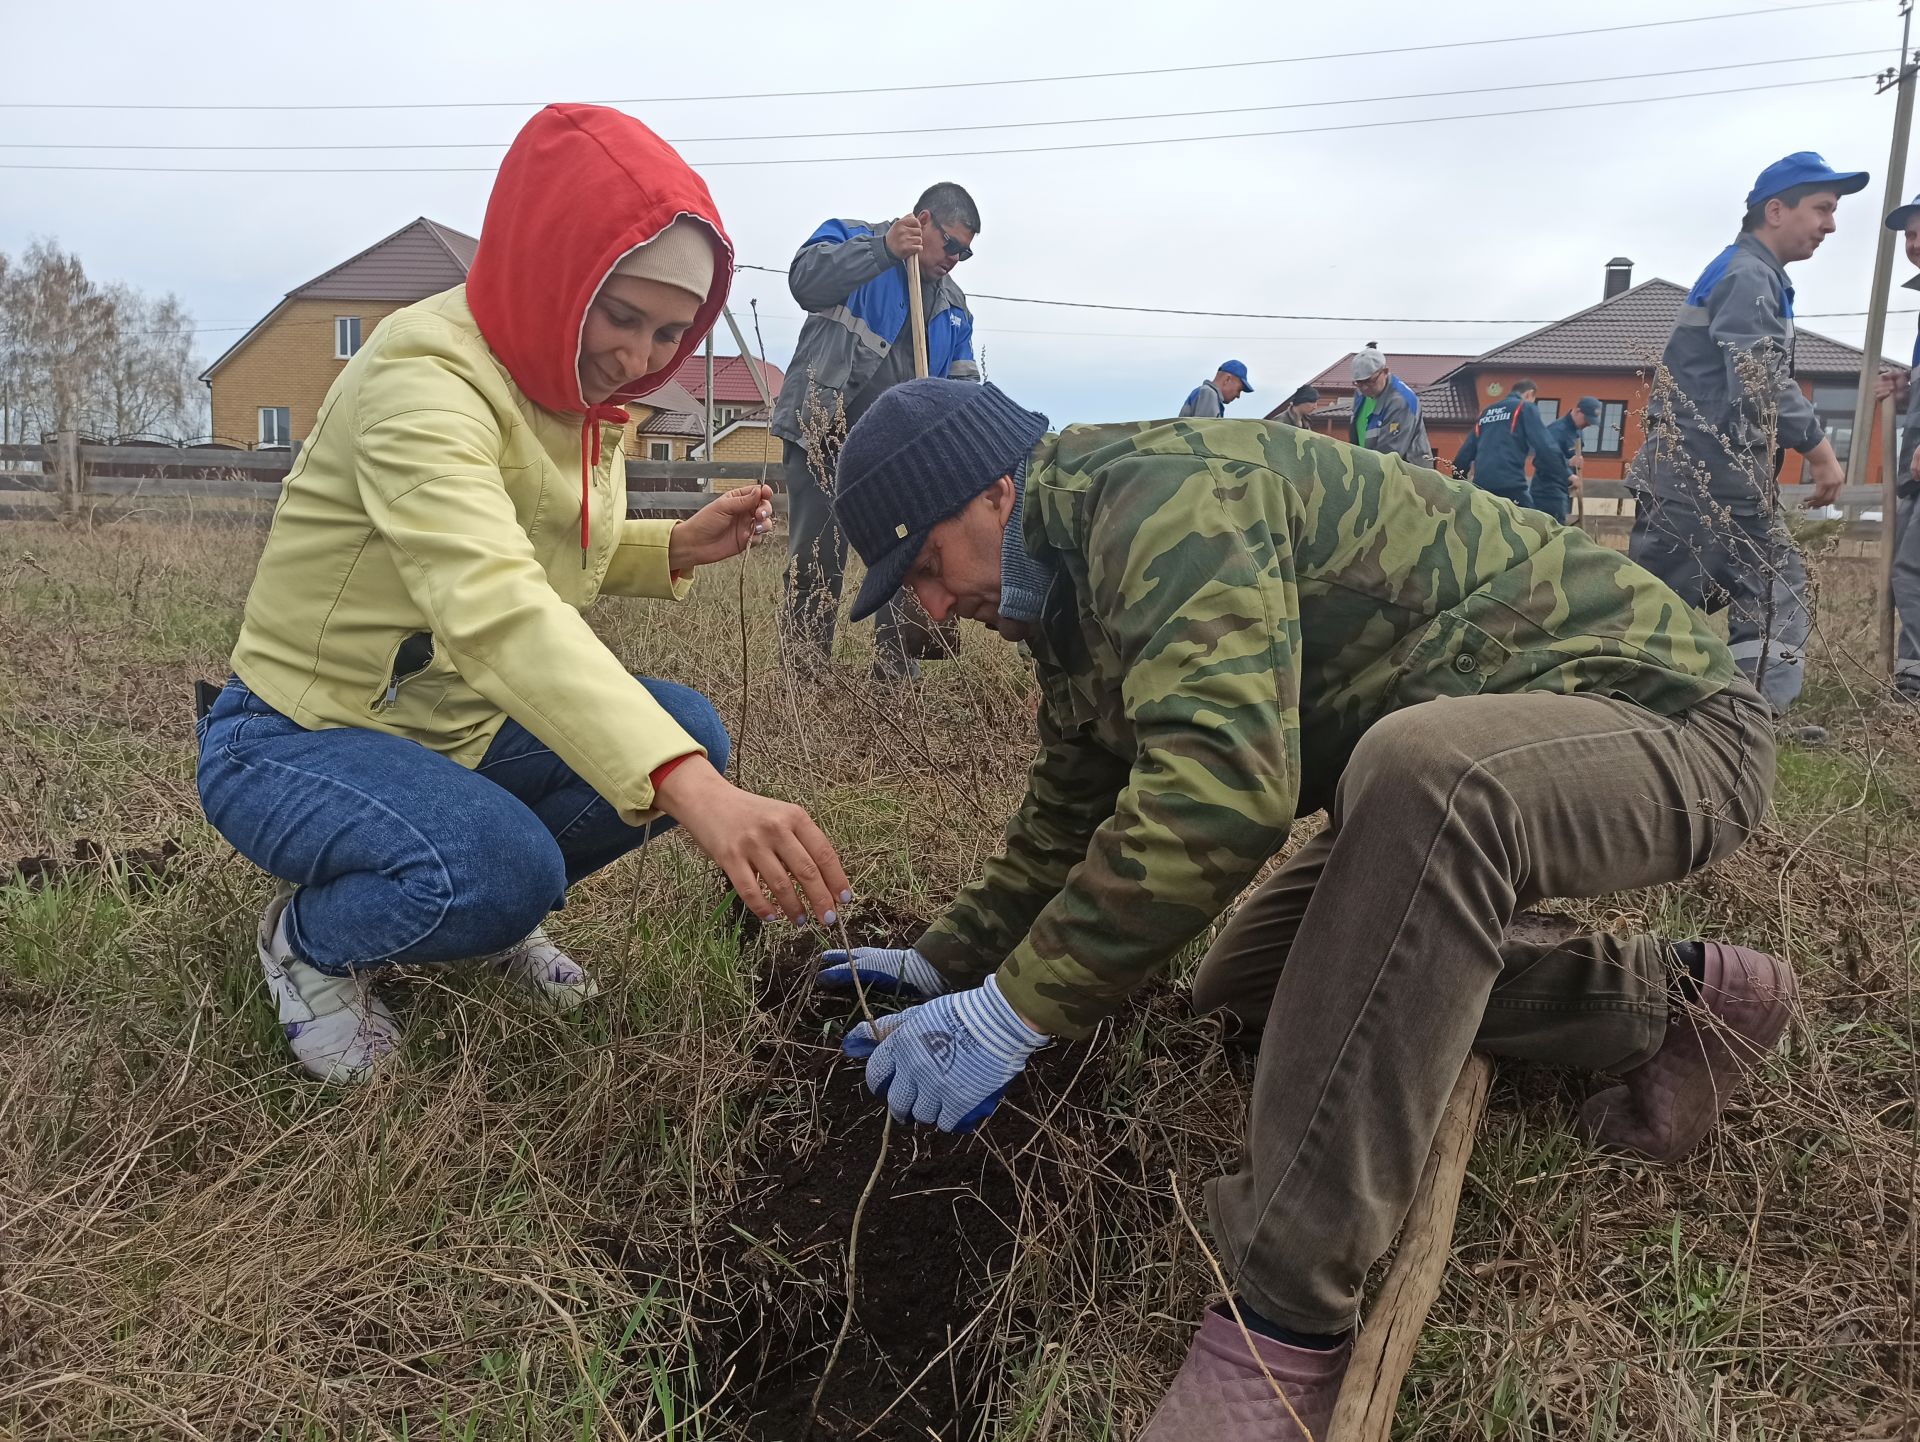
[813,378,1793,1439]
[198,105,848,1086]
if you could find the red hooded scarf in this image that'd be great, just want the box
[467,103,734,553]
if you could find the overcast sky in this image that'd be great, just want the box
[2,0,1910,425]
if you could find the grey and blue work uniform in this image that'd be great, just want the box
[1179,379,1227,418]
[1455,392,1571,516]
[1626,232,1822,713]
[1348,375,1433,466]
[771,217,979,678]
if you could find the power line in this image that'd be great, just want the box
[736,251,1909,323]
[0,1,1874,112]
[0,51,1884,151]
[0,72,1873,174]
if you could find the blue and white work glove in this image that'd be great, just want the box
[841,975,1049,1132]
[816,946,950,1001]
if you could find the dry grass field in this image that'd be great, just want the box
[1,502,1916,1440]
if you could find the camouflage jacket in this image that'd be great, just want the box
[912,419,1738,1038]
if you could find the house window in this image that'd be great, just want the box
[1581,401,1628,457]
[712,404,748,427]
[1812,384,1856,464]
[647,440,673,461]
[258,407,291,447]
[334,316,362,359]
[1532,398,1560,422]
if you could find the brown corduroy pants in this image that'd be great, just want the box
[1199,684,1775,1333]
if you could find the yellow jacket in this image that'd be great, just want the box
[230,285,699,823]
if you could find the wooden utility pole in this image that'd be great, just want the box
[1847,5,1916,535]
[703,329,716,486]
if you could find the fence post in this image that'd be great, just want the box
[55,429,82,518]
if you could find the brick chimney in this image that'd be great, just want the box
[1604,257,1634,300]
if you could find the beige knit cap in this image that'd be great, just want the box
[610,217,716,299]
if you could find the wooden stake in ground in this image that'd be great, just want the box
[1328,1054,1494,1441]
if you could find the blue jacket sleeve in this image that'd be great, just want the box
[1454,427,1479,474]
[788,218,898,312]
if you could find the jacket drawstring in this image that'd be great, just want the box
[580,405,631,565]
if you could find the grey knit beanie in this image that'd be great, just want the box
[835,378,1049,623]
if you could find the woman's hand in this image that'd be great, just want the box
[651,755,851,925]
[667,485,773,573]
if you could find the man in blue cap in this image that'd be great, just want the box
[1627,151,1865,730]
[1453,379,1573,518]
[1543,396,1605,524]
[1179,360,1253,418]
[1884,191,1920,703]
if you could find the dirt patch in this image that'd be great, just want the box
[6,837,180,890]
[682,910,1199,1440]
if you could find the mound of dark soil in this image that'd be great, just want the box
[6,837,180,890]
[685,911,1202,1440]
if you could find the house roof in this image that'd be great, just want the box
[691,414,770,458]
[201,216,479,380]
[669,353,785,406]
[635,410,708,438]
[1451,277,1894,380]
[1294,352,1477,404]
[293,216,477,302]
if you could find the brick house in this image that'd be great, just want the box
[201,217,477,448]
[1284,260,1900,486]
[630,353,783,466]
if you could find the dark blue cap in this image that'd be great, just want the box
[1219,359,1253,393]
[1888,192,1920,231]
[1745,151,1869,209]
[834,379,1050,623]
[1576,396,1603,421]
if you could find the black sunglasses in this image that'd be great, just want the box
[932,221,973,263]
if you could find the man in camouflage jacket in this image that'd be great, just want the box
[818,379,1794,1440]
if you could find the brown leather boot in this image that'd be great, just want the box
[1139,1303,1349,1441]
[1581,942,1796,1164]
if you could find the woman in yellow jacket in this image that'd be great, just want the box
[197,105,848,1084]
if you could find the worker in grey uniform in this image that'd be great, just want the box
[1626,152,1859,723]
[1347,343,1432,466]
[1179,359,1254,418]
[1886,190,1920,703]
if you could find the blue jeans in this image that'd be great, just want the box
[196,675,730,975]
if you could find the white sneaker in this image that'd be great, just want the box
[257,890,401,1085]
[486,926,598,1014]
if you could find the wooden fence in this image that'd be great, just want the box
[0,442,780,517]
[0,441,1895,536]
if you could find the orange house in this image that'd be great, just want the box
[1286,260,1900,486]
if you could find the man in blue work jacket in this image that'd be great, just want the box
[772,184,982,679]
[1179,359,1254,418]
[1454,379,1571,515]
[1540,396,1604,524]
[1627,152,1860,724]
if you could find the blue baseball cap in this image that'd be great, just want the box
[1219,359,1254,393]
[1576,396,1603,421]
[1745,151,1870,209]
[1888,192,1920,230]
